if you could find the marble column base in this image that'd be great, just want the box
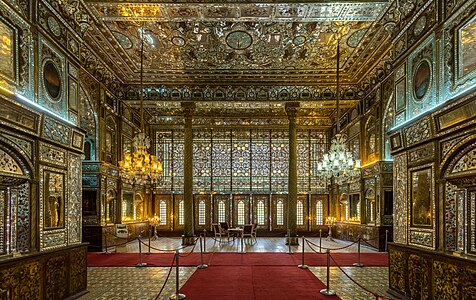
[181,235,196,246]
[285,236,299,245]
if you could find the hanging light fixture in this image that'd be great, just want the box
[119,35,163,186]
[317,27,360,186]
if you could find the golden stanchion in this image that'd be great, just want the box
[353,237,364,267]
[319,229,322,253]
[385,230,389,252]
[286,230,293,254]
[320,248,336,296]
[298,236,308,269]
[104,231,110,254]
[202,229,208,254]
[197,234,208,269]
[147,228,152,255]
[136,236,147,267]
[170,250,186,299]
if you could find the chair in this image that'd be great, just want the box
[220,222,234,241]
[251,223,257,242]
[242,224,254,243]
[212,223,224,242]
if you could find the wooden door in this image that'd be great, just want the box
[173,194,184,231]
[271,194,287,231]
[212,194,231,226]
[154,194,172,231]
[310,194,328,231]
[296,194,309,231]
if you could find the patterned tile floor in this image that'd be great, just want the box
[82,237,396,300]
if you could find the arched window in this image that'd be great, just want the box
[237,200,245,225]
[297,200,303,226]
[178,200,184,225]
[198,200,206,225]
[316,200,323,225]
[218,200,225,223]
[257,200,265,225]
[159,200,167,225]
[277,200,284,226]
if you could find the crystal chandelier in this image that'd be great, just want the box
[317,33,360,186]
[119,39,163,186]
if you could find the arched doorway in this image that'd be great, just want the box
[0,140,33,255]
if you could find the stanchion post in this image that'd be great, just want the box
[320,248,336,296]
[319,229,322,253]
[298,235,308,269]
[198,234,208,269]
[385,230,389,252]
[136,236,147,267]
[239,230,246,254]
[104,231,109,254]
[203,229,208,254]
[147,228,152,255]
[170,250,186,300]
[286,229,293,254]
[353,236,364,267]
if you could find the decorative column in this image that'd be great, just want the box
[286,102,299,245]
[182,102,195,245]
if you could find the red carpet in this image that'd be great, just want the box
[179,265,341,300]
[87,252,388,267]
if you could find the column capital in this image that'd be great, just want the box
[285,102,300,120]
[181,102,196,118]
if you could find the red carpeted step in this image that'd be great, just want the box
[180,266,341,300]
[87,252,388,267]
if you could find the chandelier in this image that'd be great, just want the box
[317,30,360,186]
[119,38,163,186]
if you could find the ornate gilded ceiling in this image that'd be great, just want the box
[84,1,390,86]
[76,0,395,122]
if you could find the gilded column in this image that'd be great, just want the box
[286,102,299,245]
[182,102,195,245]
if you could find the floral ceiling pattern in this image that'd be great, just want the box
[84,1,390,86]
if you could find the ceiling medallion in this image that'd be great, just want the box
[171,36,186,47]
[226,30,253,50]
[293,35,306,46]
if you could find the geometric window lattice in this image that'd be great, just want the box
[316,200,323,225]
[159,200,167,225]
[154,128,327,194]
[257,200,265,225]
[297,200,304,226]
[178,200,184,225]
[218,200,226,223]
[237,200,245,226]
[277,200,284,226]
[198,200,206,225]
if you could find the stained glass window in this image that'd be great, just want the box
[316,200,323,225]
[297,200,304,226]
[237,200,245,225]
[277,200,284,226]
[159,200,167,225]
[257,200,265,225]
[218,200,226,223]
[198,200,206,225]
[154,129,327,194]
[178,200,184,225]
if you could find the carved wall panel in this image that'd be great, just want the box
[42,117,71,147]
[38,36,67,118]
[434,261,460,299]
[68,153,82,244]
[408,253,430,299]
[39,142,66,167]
[393,153,408,244]
[389,248,406,294]
[403,116,432,147]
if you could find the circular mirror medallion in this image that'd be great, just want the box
[413,60,431,101]
[226,31,253,50]
[172,36,185,47]
[43,61,61,101]
[293,35,306,46]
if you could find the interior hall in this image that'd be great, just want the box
[0,0,475,299]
